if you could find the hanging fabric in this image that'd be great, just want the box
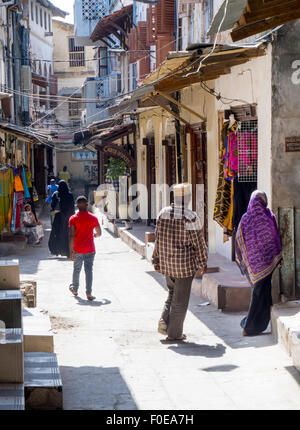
[22,165,31,199]
[213,122,234,235]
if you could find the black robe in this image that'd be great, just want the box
[48,191,75,257]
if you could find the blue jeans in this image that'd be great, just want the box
[72,252,95,295]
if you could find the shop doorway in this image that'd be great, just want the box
[34,145,46,197]
[143,136,156,225]
[190,123,208,242]
[163,136,176,203]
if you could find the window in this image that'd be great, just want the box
[68,95,81,118]
[48,14,51,32]
[44,11,47,30]
[98,47,108,77]
[31,1,34,21]
[40,8,43,27]
[35,5,38,24]
[69,38,85,67]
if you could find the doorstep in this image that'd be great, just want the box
[193,254,251,312]
[271,301,300,372]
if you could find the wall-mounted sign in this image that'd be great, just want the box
[72,151,97,161]
[97,143,136,170]
[285,137,300,152]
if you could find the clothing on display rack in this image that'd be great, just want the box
[0,164,36,235]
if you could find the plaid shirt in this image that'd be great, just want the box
[152,204,207,278]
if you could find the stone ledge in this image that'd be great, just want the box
[271,301,300,371]
[194,269,251,312]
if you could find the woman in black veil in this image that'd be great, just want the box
[48,180,75,257]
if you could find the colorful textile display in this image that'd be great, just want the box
[213,123,234,235]
[22,165,31,199]
[224,122,238,179]
[0,165,35,234]
[235,191,282,286]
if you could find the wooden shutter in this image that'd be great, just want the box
[136,21,150,80]
[1,97,11,119]
[49,74,58,108]
[128,28,137,63]
[154,0,175,36]
[156,35,175,67]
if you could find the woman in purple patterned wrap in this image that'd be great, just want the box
[235,190,284,336]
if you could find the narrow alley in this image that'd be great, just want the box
[7,212,300,410]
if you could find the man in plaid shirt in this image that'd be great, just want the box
[152,183,207,341]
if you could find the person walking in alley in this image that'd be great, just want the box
[48,180,75,257]
[69,196,101,301]
[59,166,71,187]
[235,190,284,336]
[152,183,207,341]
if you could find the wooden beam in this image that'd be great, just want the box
[243,0,300,24]
[231,10,300,41]
[156,90,206,121]
[108,20,128,38]
[99,38,113,48]
[148,96,190,126]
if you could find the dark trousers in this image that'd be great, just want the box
[241,274,273,335]
[161,275,194,339]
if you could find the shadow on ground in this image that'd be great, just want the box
[60,365,138,410]
[74,297,112,307]
[164,342,226,358]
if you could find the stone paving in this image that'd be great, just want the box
[3,213,300,410]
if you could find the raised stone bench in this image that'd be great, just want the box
[271,301,300,372]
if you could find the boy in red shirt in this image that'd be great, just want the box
[69,196,101,301]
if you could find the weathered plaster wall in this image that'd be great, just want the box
[271,22,300,211]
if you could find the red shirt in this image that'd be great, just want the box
[69,211,100,254]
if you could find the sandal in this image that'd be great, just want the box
[166,334,187,341]
[69,285,78,296]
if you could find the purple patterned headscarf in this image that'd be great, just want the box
[235,190,282,286]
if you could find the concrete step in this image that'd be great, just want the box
[0,260,20,290]
[0,329,24,383]
[0,384,25,410]
[193,271,251,312]
[0,290,22,328]
[271,301,300,372]
[23,309,54,354]
[24,352,63,410]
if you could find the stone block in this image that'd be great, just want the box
[291,331,300,372]
[0,384,24,410]
[0,329,24,383]
[24,352,63,410]
[271,302,300,370]
[0,260,20,290]
[145,232,155,245]
[20,281,37,308]
[199,273,251,311]
[0,290,22,328]
[23,309,54,353]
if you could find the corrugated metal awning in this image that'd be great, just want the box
[207,0,247,36]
